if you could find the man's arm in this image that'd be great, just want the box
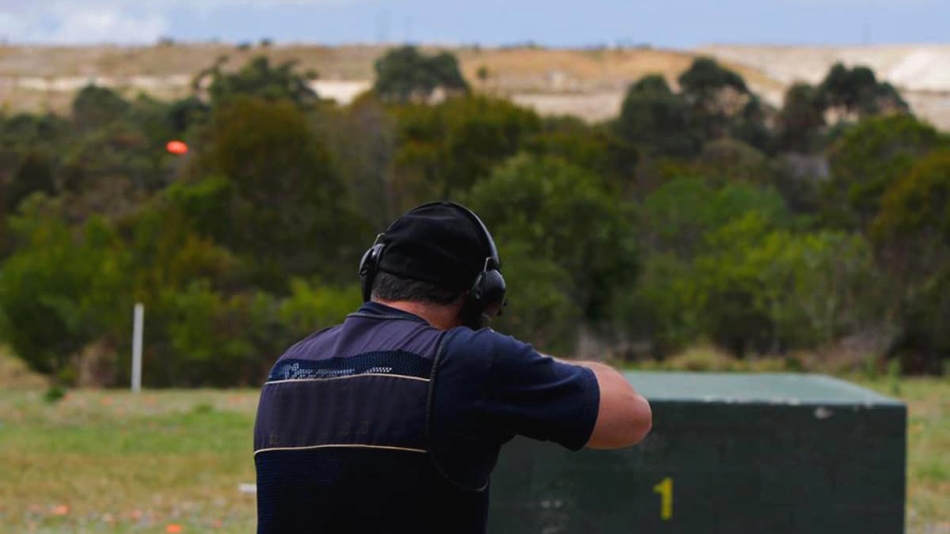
[443,328,650,452]
[564,360,653,450]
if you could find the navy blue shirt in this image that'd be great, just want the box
[254,302,600,533]
[428,308,601,489]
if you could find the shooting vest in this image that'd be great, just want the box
[254,304,492,533]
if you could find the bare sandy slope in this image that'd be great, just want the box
[0,43,946,130]
[696,44,950,131]
[696,44,950,92]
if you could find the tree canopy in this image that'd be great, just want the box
[373,46,470,103]
[0,52,946,385]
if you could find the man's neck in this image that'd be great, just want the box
[373,299,462,331]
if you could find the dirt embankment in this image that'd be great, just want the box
[0,43,946,130]
[696,44,950,131]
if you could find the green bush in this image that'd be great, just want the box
[278,280,363,343]
[0,200,128,379]
[133,280,361,388]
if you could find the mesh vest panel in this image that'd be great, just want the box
[256,448,488,533]
[255,313,491,533]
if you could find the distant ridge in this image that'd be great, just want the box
[0,43,946,130]
[696,44,950,92]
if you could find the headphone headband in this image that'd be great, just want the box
[410,201,500,271]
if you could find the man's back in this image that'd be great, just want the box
[255,445,487,533]
[254,302,601,533]
[255,303,490,533]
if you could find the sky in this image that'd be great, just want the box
[0,0,946,49]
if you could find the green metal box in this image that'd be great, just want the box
[489,372,906,533]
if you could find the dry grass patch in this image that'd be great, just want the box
[0,347,47,390]
[0,388,259,533]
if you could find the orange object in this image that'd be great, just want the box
[166,140,189,155]
[166,524,183,533]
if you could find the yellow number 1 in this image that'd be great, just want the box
[653,477,673,520]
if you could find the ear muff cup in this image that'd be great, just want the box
[471,267,506,316]
[448,203,506,316]
[358,241,385,302]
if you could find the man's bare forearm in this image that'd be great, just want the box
[556,357,653,448]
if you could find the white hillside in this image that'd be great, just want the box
[695,45,950,131]
[696,44,950,92]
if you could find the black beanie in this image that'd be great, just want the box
[377,202,494,291]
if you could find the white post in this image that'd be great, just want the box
[132,303,144,393]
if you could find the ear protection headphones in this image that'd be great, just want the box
[358,201,507,321]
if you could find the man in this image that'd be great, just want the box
[254,201,652,533]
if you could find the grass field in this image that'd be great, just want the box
[874,378,950,533]
[0,388,258,533]
[0,358,947,532]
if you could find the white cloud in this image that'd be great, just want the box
[0,0,358,44]
[43,9,169,44]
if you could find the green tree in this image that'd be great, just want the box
[615,74,700,158]
[148,282,274,386]
[4,150,57,213]
[428,51,469,92]
[742,230,877,349]
[639,177,790,260]
[677,57,753,142]
[374,46,469,103]
[72,85,130,130]
[391,96,541,209]
[631,74,673,94]
[56,119,165,215]
[0,113,71,150]
[476,66,490,86]
[823,114,950,230]
[99,203,248,387]
[179,96,366,289]
[633,179,814,357]
[873,150,950,245]
[467,153,639,325]
[0,199,128,381]
[690,214,869,357]
[818,63,909,119]
[323,94,398,230]
[871,150,950,374]
[0,190,255,386]
[524,116,638,194]
[612,252,700,358]
[776,83,826,153]
[678,57,748,103]
[120,201,245,300]
[694,138,772,186]
[729,95,774,154]
[195,55,319,107]
[142,279,362,387]
[492,240,581,355]
[167,96,211,134]
[278,280,362,343]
